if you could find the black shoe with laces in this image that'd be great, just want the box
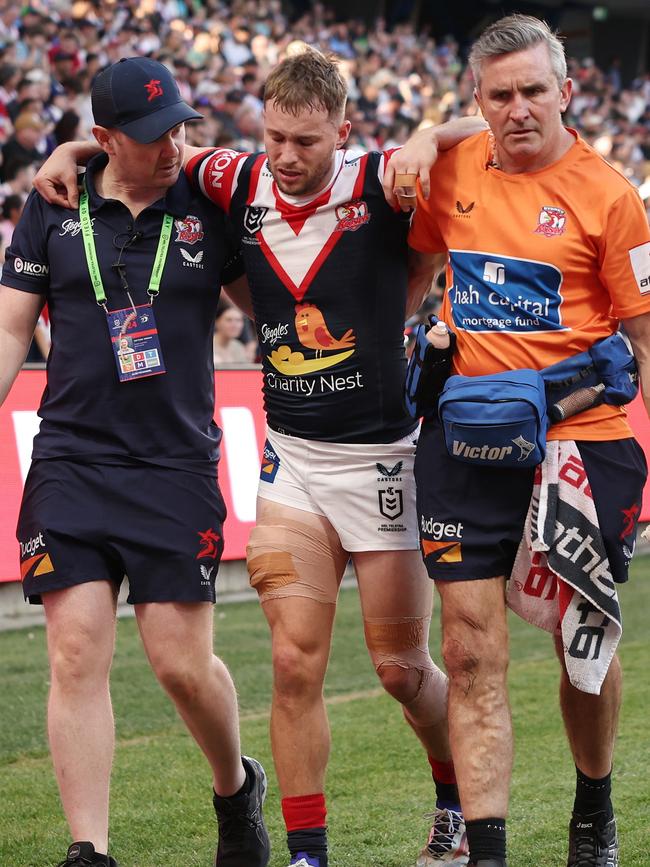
[567,810,619,867]
[213,755,271,866]
[56,842,119,866]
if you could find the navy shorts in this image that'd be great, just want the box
[17,460,226,604]
[415,420,647,583]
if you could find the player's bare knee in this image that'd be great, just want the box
[49,627,111,686]
[272,640,324,701]
[154,660,203,705]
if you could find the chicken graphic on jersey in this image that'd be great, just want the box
[268,303,356,376]
[294,303,355,357]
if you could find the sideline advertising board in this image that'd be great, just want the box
[2,368,650,583]
[0,369,267,582]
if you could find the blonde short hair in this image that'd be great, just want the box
[263,45,347,121]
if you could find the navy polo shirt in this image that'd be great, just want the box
[3,153,243,473]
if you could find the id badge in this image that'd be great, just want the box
[106,303,166,382]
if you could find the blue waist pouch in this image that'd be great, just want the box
[438,368,548,468]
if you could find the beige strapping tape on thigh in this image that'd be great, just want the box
[247,519,346,598]
[364,615,448,726]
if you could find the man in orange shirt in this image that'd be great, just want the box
[394,14,650,867]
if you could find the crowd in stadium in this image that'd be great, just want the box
[1,0,649,361]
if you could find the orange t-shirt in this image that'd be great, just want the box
[409,129,650,440]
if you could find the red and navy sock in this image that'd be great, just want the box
[428,756,461,811]
[282,793,328,867]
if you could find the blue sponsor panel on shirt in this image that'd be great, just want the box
[448,251,566,332]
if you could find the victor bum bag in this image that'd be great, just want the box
[438,368,549,468]
[436,332,638,470]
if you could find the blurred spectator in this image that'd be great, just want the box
[0,191,23,249]
[50,109,81,149]
[213,300,250,366]
[0,0,646,370]
[0,157,37,199]
[1,112,47,181]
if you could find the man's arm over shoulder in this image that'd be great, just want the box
[383,115,487,208]
[33,140,102,209]
[185,146,250,214]
[0,284,44,404]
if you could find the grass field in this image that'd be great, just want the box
[1,558,649,867]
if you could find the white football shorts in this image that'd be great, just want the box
[257,427,420,552]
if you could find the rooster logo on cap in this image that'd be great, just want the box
[144,78,163,101]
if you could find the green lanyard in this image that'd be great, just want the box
[79,189,174,308]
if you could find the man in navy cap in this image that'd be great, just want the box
[0,58,270,867]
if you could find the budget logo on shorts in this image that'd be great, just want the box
[378,486,403,520]
[19,531,55,581]
[260,439,280,483]
[420,518,464,563]
[421,538,463,563]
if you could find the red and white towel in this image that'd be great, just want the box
[508,440,621,695]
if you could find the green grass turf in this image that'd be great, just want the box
[1,557,649,866]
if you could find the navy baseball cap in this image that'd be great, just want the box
[91,57,202,144]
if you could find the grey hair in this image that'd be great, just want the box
[469,14,567,89]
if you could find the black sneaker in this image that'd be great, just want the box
[213,755,271,866]
[567,810,619,867]
[56,842,119,866]
[468,861,507,867]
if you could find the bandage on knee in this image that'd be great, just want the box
[247,518,347,604]
[364,615,448,726]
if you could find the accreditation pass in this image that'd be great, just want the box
[107,303,166,382]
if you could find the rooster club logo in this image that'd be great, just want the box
[196,528,221,559]
[175,215,204,245]
[620,502,640,540]
[244,206,268,235]
[378,486,404,520]
[335,200,370,232]
[535,205,566,237]
[144,78,163,101]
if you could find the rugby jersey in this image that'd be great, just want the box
[189,147,416,443]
